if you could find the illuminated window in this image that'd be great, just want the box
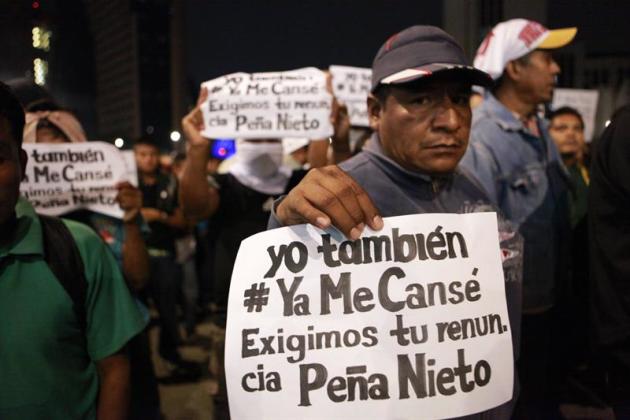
[32,26,52,51]
[33,58,48,86]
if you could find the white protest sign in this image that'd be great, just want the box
[330,65,372,127]
[201,67,333,139]
[20,142,134,218]
[552,88,600,142]
[226,213,513,420]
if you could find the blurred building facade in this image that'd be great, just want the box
[88,0,183,150]
[0,0,96,135]
[1,0,629,146]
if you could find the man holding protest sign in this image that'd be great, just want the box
[180,67,352,416]
[23,107,152,291]
[180,67,350,313]
[21,102,162,417]
[0,81,146,419]
[270,26,523,419]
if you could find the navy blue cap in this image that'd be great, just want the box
[371,25,493,91]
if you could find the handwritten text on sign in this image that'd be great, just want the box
[330,65,372,127]
[226,213,513,420]
[201,68,333,139]
[20,142,135,219]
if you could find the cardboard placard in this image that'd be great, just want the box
[20,142,136,218]
[330,65,372,127]
[226,213,513,419]
[201,68,333,139]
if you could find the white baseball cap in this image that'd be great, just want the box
[474,19,577,80]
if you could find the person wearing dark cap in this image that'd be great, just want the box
[267,25,523,418]
[460,19,577,418]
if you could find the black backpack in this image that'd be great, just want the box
[39,215,87,331]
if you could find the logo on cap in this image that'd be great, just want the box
[384,33,399,52]
[518,21,547,47]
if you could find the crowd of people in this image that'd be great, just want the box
[1,16,629,420]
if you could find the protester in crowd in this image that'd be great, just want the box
[180,134,309,314]
[549,106,589,227]
[23,109,151,289]
[459,19,576,417]
[23,105,161,418]
[548,106,600,412]
[180,82,352,418]
[180,92,350,313]
[134,136,199,381]
[0,81,146,419]
[589,104,630,418]
[267,25,523,419]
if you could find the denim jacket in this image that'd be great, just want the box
[461,94,570,312]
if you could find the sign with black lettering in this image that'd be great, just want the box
[329,65,372,127]
[20,142,135,218]
[200,68,333,139]
[226,213,513,419]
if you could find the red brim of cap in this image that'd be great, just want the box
[378,64,493,88]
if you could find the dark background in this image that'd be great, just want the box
[1,0,629,148]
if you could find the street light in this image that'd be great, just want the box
[170,130,181,142]
[114,137,124,148]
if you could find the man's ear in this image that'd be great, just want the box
[19,148,28,181]
[367,94,382,132]
[504,60,523,82]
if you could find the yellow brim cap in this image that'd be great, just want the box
[538,27,577,49]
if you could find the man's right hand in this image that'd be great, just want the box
[276,165,383,239]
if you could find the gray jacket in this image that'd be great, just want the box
[270,136,523,419]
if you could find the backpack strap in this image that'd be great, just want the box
[39,214,88,331]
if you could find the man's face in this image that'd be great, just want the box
[134,144,160,174]
[0,117,26,225]
[513,50,561,104]
[369,76,472,175]
[549,113,585,157]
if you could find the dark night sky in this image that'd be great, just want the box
[5,0,629,138]
[184,0,442,88]
[184,0,630,95]
[548,0,630,56]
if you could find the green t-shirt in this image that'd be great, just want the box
[0,198,147,419]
